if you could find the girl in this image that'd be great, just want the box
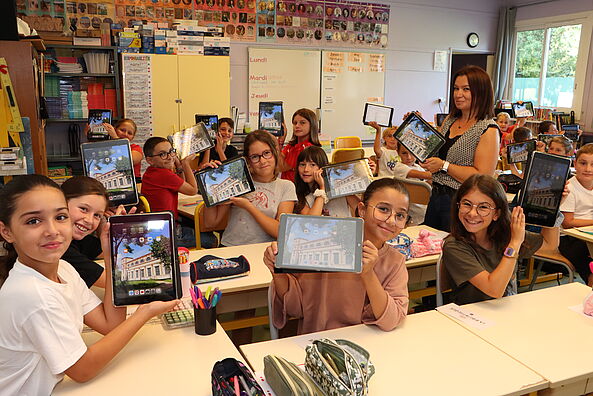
[547,135,573,157]
[443,174,559,305]
[538,120,559,135]
[370,121,400,177]
[204,130,297,246]
[279,108,321,182]
[198,117,239,168]
[0,175,176,395]
[496,111,512,148]
[263,177,409,334]
[61,176,109,288]
[295,146,359,217]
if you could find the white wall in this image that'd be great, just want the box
[229,0,501,130]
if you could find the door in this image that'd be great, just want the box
[448,53,490,112]
[151,54,180,136]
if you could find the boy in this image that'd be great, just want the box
[504,127,545,178]
[371,122,399,177]
[559,143,593,285]
[141,137,198,219]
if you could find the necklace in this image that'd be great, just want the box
[457,118,472,129]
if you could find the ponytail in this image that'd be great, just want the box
[0,242,17,287]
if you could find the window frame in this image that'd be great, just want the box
[510,11,593,117]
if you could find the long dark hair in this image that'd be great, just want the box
[450,65,494,121]
[244,130,281,177]
[287,108,321,147]
[0,175,64,286]
[61,176,108,209]
[450,174,510,253]
[294,146,329,213]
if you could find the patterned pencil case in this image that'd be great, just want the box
[211,357,266,396]
[190,254,250,284]
[263,355,325,396]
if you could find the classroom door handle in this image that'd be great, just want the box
[175,98,183,103]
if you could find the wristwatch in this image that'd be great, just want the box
[441,160,450,173]
[503,246,517,259]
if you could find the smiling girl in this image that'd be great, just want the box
[0,175,177,395]
[264,177,409,334]
[443,174,559,305]
[279,108,321,182]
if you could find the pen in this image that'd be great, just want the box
[211,293,219,308]
[238,375,252,396]
[205,286,212,300]
[233,375,240,396]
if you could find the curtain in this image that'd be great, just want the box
[492,7,516,101]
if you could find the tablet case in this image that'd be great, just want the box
[362,102,394,127]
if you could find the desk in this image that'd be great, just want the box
[240,311,547,396]
[178,193,202,219]
[561,226,593,258]
[53,322,242,395]
[441,283,593,395]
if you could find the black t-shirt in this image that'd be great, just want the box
[209,145,239,162]
[62,235,104,287]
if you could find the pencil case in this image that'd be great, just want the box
[190,254,250,284]
[305,338,375,396]
[211,357,265,396]
[263,355,325,396]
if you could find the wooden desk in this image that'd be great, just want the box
[178,193,202,219]
[53,322,242,395]
[240,311,547,396]
[562,226,593,258]
[440,283,593,395]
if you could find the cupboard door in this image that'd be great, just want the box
[151,54,180,136]
[177,55,230,129]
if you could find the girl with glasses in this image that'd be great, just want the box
[263,178,410,334]
[204,130,297,247]
[443,174,560,305]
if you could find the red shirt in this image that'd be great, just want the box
[141,166,184,218]
[281,140,313,182]
[131,143,143,178]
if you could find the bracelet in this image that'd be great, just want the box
[313,189,329,204]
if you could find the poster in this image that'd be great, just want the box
[256,0,276,42]
[275,0,323,44]
[322,0,389,48]
[122,54,153,152]
[17,0,66,32]
[197,0,257,42]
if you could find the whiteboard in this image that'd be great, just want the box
[248,48,321,135]
[320,50,386,141]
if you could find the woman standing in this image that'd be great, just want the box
[420,65,499,231]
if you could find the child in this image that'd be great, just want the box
[370,122,399,177]
[295,146,359,217]
[61,176,108,288]
[198,117,239,167]
[443,174,559,305]
[0,175,177,395]
[559,143,593,285]
[279,108,321,182]
[547,135,573,157]
[503,127,544,179]
[204,130,297,246]
[263,177,409,334]
[496,112,512,147]
[538,120,559,135]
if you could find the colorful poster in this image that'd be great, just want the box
[17,0,66,32]
[255,0,276,42]
[322,0,388,48]
[64,1,115,32]
[275,0,323,44]
[197,0,256,42]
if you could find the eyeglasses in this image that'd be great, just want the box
[367,204,409,225]
[149,148,176,159]
[458,200,496,217]
[248,150,273,163]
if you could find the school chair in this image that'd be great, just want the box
[268,286,280,340]
[334,136,362,149]
[393,177,431,206]
[138,195,151,212]
[527,250,575,291]
[331,148,365,164]
[193,201,229,249]
[435,253,452,307]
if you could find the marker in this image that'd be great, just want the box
[233,375,240,396]
[205,286,212,300]
[238,375,252,396]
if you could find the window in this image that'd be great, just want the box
[511,12,592,115]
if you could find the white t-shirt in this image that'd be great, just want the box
[392,162,428,225]
[222,178,297,246]
[305,193,352,217]
[0,259,101,396]
[560,176,593,219]
[378,147,400,177]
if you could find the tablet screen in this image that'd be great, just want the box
[512,101,534,118]
[322,158,373,200]
[276,214,363,272]
[393,113,445,162]
[88,109,112,139]
[258,101,283,135]
[507,140,535,164]
[196,157,255,207]
[363,103,393,127]
[110,212,180,306]
[520,152,571,227]
[81,139,138,206]
[168,123,214,158]
[195,115,218,138]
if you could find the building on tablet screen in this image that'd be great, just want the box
[95,169,134,190]
[120,252,170,281]
[290,236,353,269]
[209,175,251,202]
[332,172,367,195]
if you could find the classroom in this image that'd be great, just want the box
[3,0,593,395]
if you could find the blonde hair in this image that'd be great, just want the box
[549,136,573,156]
[496,112,511,122]
[576,143,593,160]
[382,126,397,140]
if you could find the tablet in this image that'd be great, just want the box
[537,134,563,148]
[258,101,284,136]
[518,151,571,227]
[506,140,536,164]
[168,123,214,158]
[275,214,363,273]
[81,139,139,206]
[512,101,534,118]
[393,112,446,162]
[88,109,112,140]
[109,212,182,306]
[363,103,393,127]
[435,113,448,127]
[195,114,218,138]
[322,158,373,200]
[195,156,255,207]
[561,124,579,142]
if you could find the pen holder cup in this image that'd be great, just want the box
[194,306,216,335]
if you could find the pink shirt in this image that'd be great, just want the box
[271,244,409,335]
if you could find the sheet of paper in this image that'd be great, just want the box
[568,303,593,319]
[437,303,495,330]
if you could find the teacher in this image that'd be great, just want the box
[421,65,499,231]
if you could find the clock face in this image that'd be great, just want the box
[468,33,479,48]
